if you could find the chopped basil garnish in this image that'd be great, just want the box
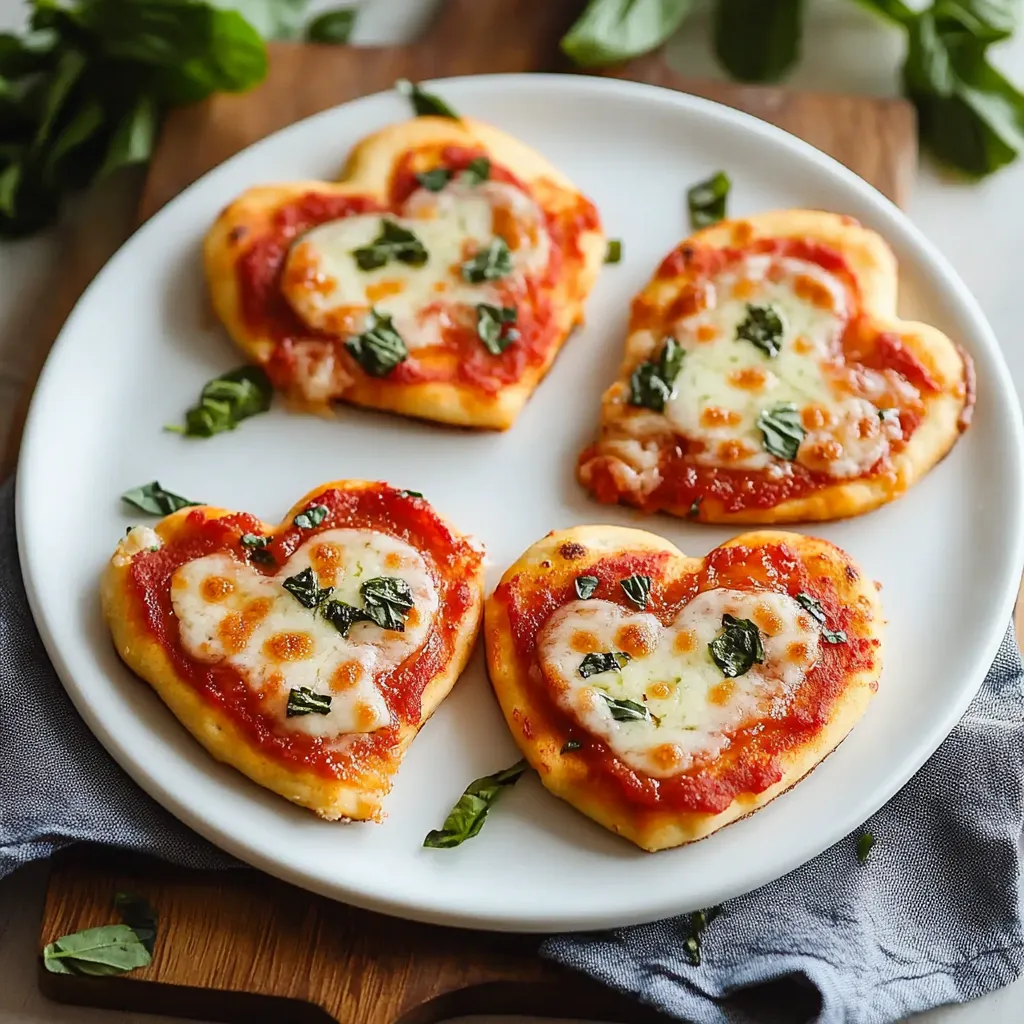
[240,532,274,565]
[415,167,451,192]
[293,504,328,530]
[575,575,599,600]
[462,238,513,283]
[476,303,519,355]
[684,906,721,967]
[687,171,731,229]
[395,78,460,119]
[578,651,631,678]
[736,303,784,358]
[351,218,428,271]
[321,600,367,638]
[605,239,622,263]
[795,592,847,645]
[561,739,582,753]
[398,489,423,498]
[166,365,272,438]
[423,759,527,848]
[758,402,805,461]
[461,156,491,185]
[709,614,765,678]
[857,831,875,863]
[282,567,332,609]
[688,497,702,519]
[620,573,652,610]
[346,309,408,377]
[43,924,152,977]
[113,893,157,956]
[286,687,332,717]
[601,694,650,722]
[628,338,684,412]
[361,576,414,631]
[121,481,201,516]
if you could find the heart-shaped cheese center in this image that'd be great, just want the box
[281,178,550,350]
[170,528,439,740]
[538,588,820,777]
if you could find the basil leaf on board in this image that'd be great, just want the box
[361,576,414,631]
[461,238,513,283]
[713,0,806,83]
[476,303,519,355]
[113,892,157,955]
[736,303,785,357]
[305,8,357,44]
[423,759,528,848]
[561,739,582,752]
[352,218,428,271]
[708,613,765,678]
[605,238,623,263]
[560,0,694,67]
[683,905,721,967]
[578,651,632,678]
[166,365,273,438]
[42,924,151,977]
[575,575,599,600]
[757,402,805,460]
[121,481,202,516]
[286,686,332,717]
[601,694,650,721]
[414,167,451,192]
[321,599,368,638]
[282,567,332,609]
[629,337,684,412]
[794,592,847,644]
[346,309,409,377]
[620,573,652,609]
[460,156,491,185]
[687,170,731,228]
[857,831,876,862]
[395,78,460,119]
[293,504,328,529]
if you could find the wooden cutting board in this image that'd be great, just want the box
[34,1,915,1019]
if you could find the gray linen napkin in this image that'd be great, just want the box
[2,476,1023,1022]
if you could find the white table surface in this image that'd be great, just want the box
[3,0,1024,1020]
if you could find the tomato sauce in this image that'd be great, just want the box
[496,543,878,815]
[126,485,482,778]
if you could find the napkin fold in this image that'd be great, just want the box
[3,475,1023,1023]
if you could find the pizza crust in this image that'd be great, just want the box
[102,479,484,821]
[484,524,882,851]
[204,116,605,430]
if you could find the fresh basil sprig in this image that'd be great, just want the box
[396,78,460,119]
[476,303,519,355]
[43,925,151,976]
[601,694,650,722]
[575,575,599,600]
[737,303,784,357]
[121,481,201,516]
[629,337,684,412]
[687,171,731,228]
[293,504,328,529]
[286,686,332,717]
[346,309,409,377]
[560,0,694,67]
[795,592,848,644]
[758,402,805,461]
[423,759,528,848]
[579,651,632,678]
[462,238,513,283]
[166,365,273,438]
[709,614,765,678]
[352,219,428,271]
[620,573,652,609]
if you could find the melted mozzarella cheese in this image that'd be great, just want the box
[170,529,438,741]
[113,526,162,567]
[538,589,820,778]
[660,255,906,478]
[281,180,550,351]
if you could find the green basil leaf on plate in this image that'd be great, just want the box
[476,303,518,355]
[579,650,632,677]
[600,693,650,721]
[708,613,765,678]
[282,567,333,609]
[629,337,684,412]
[361,576,414,631]
[423,759,528,848]
[352,218,428,271]
[395,78,460,119]
[620,572,652,609]
[757,402,805,460]
[575,575,599,599]
[346,309,409,376]
[121,481,202,516]
[167,365,273,438]
[736,303,784,357]
[687,170,730,228]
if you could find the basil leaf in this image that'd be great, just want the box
[240,532,274,565]
[560,0,694,67]
[709,613,765,678]
[346,309,409,377]
[423,759,528,848]
[683,905,721,966]
[849,0,914,25]
[97,94,158,179]
[321,599,367,638]
[620,573,652,609]
[605,238,623,263]
[713,0,805,83]
[758,402,805,460]
[167,365,273,438]
[578,651,632,678]
[561,739,582,752]
[361,576,414,631]
[306,8,357,44]
[293,504,328,529]
[794,592,847,644]
[113,892,157,955]
[121,481,201,516]
[601,693,650,721]
[736,303,784,357]
[42,924,151,977]
[476,303,519,355]
[629,337,684,412]
[857,831,876,862]
[688,497,703,519]
[687,170,731,228]
[398,489,423,498]
[462,238,513,283]
[282,567,332,609]
[415,168,451,192]
[286,686,332,717]
[575,575,599,600]
[395,78,460,119]
[352,218,428,271]
[460,156,491,185]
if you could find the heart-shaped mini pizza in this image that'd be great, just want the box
[204,113,604,430]
[578,210,974,522]
[485,525,882,851]
[102,480,484,821]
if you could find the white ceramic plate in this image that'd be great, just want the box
[17,75,1024,932]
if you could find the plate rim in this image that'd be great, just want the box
[16,72,1024,932]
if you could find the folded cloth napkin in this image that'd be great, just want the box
[3,476,1023,1023]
